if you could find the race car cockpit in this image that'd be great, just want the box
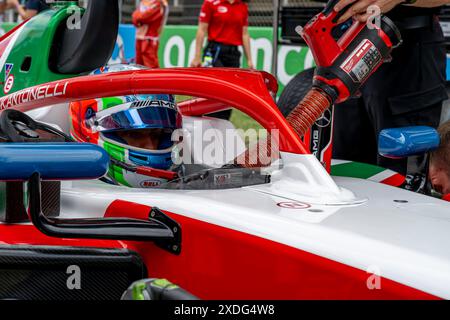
[67,64,276,191]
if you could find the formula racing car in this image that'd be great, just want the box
[0,0,449,300]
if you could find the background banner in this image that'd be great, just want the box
[1,23,449,95]
[106,25,314,94]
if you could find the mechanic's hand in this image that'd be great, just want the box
[335,0,404,24]
[247,60,255,70]
[132,10,141,27]
[190,57,202,68]
[8,0,19,7]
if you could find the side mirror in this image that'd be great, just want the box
[378,126,440,159]
[0,143,181,255]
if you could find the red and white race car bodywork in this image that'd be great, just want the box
[0,68,449,300]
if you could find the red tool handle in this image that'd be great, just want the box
[301,2,366,68]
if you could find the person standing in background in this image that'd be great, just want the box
[429,120,450,198]
[0,1,8,22]
[10,0,49,20]
[190,0,254,120]
[132,0,168,68]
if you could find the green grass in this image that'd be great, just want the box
[176,95,262,131]
[176,95,192,103]
[230,109,263,131]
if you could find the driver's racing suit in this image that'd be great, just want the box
[132,0,168,68]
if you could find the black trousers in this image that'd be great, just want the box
[204,41,241,120]
[333,18,447,175]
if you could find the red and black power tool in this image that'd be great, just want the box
[287,0,402,169]
[302,0,402,103]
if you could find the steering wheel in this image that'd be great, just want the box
[0,109,73,142]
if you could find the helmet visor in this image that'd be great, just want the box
[89,103,179,133]
[104,128,175,151]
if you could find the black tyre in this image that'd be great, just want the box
[277,68,315,117]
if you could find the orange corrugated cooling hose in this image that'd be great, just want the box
[286,88,333,138]
[235,132,280,168]
[237,87,332,168]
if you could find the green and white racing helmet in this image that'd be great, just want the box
[70,64,182,188]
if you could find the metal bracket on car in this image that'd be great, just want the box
[149,207,182,255]
[27,173,182,255]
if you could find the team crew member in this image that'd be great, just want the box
[10,0,49,20]
[0,1,9,22]
[429,120,450,198]
[132,0,168,68]
[190,0,254,119]
[332,0,450,175]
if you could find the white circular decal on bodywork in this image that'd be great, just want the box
[277,201,311,209]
